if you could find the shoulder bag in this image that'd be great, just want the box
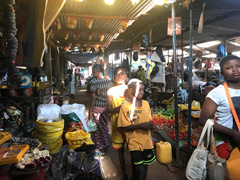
[224,82,240,180]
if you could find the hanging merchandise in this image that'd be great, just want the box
[133,51,138,61]
[145,51,154,79]
[155,46,166,62]
[84,17,94,29]
[54,16,62,30]
[122,56,130,70]
[217,44,227,58]
[142,34,148,47]
[151,63,165,84]
[132,39,140,51]
[67,16,78,29]
[62,31,69,40]
[198,1,206,33]
[150,64,159,78]
[120,19,129,32]
[3,0,22,86]
[99,34,104,42]
[177,89,188,104]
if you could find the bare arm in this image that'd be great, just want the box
[200,98,240,144]
[119,121,154,131]
[107,95,121,114]
[88,92,96,120]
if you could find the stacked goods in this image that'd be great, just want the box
[11,137,41,150]
[33,119,64,154]
[16,148,51,170]
[152,108,200,146]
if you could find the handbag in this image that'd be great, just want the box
[87,119,97,132]
[186,119,213,180]
[186,119,228,180]
[206,122,228,180]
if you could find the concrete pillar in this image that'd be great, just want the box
[104,52,110,78]
[54,47,60,90]
[46,42,52,86]
[60,55,65,83]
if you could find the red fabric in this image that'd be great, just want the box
[216,142,232,159]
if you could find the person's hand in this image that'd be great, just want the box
[139,122,153,130]
[150,121,158,133]
[88,114,92,121]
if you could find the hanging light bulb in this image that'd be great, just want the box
[104,0,114,5]
[131,0,140,5]
[75,0,84,2]
[153,0,167,5]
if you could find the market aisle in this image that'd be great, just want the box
[70,81,187,180]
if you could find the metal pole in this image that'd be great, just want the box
[172,2,180,165]
[112,52,114,79]
[181,27,184,89]
[129,38,132,79]
[225,39,228,56]
[187,3,193,150]
[121,40,123,65]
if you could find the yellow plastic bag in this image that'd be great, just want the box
[33,130,63,140]
[65,130,94,149]
[36,119,64,133]
[48,137,63,154]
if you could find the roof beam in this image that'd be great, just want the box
[207,25,240,33]
[58,28,120,35]
[59,12,137,20]
[59,40,110,46]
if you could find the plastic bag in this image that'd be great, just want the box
[50,144,70,180]
[37,104,61,120]
[65,130,94,149]
[87,119,97,132]
[36,119,64,133]
[61,104,88,132]
[72,151,100,173]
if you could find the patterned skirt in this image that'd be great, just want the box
[91,106,109,150]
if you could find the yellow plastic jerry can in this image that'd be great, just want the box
[156,141,172,164]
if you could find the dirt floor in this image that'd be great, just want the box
[70,80,187,180]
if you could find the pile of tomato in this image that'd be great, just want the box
[167,131,190,140]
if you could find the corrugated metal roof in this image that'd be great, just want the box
[52,0,155,52]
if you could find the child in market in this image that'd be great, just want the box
[117,78,157,180]
[107,67,128,180]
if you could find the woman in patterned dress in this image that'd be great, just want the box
[89,63,113,154]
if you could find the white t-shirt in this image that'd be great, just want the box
[207,84,240,129]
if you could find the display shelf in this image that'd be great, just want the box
[157,129,187,148]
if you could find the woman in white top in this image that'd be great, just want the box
[200,55,240,160]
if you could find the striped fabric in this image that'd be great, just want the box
[90,78,113,107]
[91,106,109,150]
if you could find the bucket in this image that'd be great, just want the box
[156,141,172,164]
